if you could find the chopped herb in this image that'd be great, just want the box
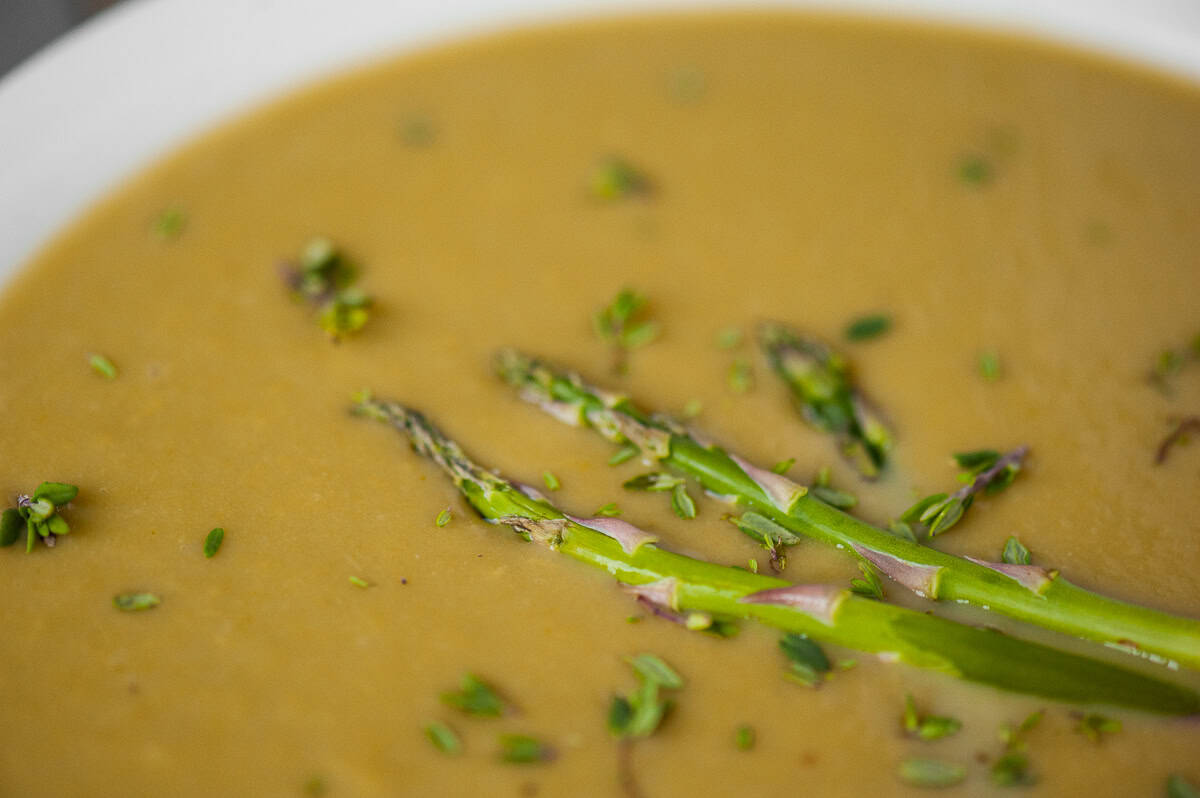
[815,465,832,488]
[850,561,884,599]
[609,653,684,739]
[441,673,506,717]
[727,357,753,394]
[734,725,756,751]
[771,457,795,475]
[990,752,1033,787]
[113,592,160,612]
[899,758,967,788]
[153,206,186,239]
[1073,712,1121,743]
[667,66,706,103]
[587,157,652,201]
[279,237,373,341]
[1002,536,1031,565]
[424,721,462,755]
[979,350,1002,381]
[203,527,224,558]
[348,576,370,588]
[670,483,697,519]
[810,485,857,509]
[845,314,892,342]
[716,326,743,350]
[498,733,553,764]
[758,322,893,479]
[399,114,436,147]
[542,471,561,491]
[435,508,452,528]
[902,694,962,741]
[2,481,78,553]
[623,472,682,492]
[1169,774,1200,798]
[747,558,758,573]
[88,353,118,379]
[608,445,639,466]
[594,503,622,517]
[779,633,830,687]
[681,398,703,419]
[959,155,994,186]
[886,520,918,543]
[1156,416,1200,465]
[593,288,659,373]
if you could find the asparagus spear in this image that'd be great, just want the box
[495,349,1200,670]
[353,395,1199,714]
[758,322,892,479]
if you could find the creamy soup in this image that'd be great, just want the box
[1,12,1199,798]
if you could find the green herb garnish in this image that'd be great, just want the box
[441,673,506,717]
[280,237,373,341]
[1073,712,1121,743]
[588,157,652,201]
[845,314,891,342]
[850,561,884,599]
[608,653,683,739]
[902,694,962,741]
[1156,416,1200,465]
[348,576,370,588]
[424,721,462,755]
[542,471,561,491]
[399,114,436,147]
[593,288,659,373]
[594,502,622,517]
[899,758,967,788]
[899,447,1027,538]
[623,472,696,519]
[727,357,753,394]
[113,592,161,612]
[979,350,1002,381]
[498,733,554,764]
[734,725,756,751]
[608,445,639,466]
[203,527,224,558]
[153,206,186,239]
[991,710,1042,786]
[88,353,118,379]
[758,322,893,479]
[1169,774,1200,798]
[716,326,743,350]
[435,508,452,528]
[779,633,830,687]
[959,155,994,185]
[1002,536,1031,565]
[771,457,795,475]
[2,481,78,553]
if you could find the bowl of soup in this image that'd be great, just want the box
[1,1,1198,795]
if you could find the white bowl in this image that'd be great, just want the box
[3,0,1200,285]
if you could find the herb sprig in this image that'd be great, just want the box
[898,447,1027,538]
[608,654,683,739]
[279,237,374,341]
[593,288,659,374]
[1,481,78,553]
[623,472,697,519]
[902,694,962,741]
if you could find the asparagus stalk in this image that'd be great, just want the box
[495,349,1200,671]
[758,322,893,479]
[353,395,1199,714]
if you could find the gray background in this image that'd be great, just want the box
[1,0,120,77]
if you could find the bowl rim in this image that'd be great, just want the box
[3,0,1200,283]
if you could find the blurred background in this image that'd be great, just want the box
[1,0,120,76]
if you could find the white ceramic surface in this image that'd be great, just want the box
[3,0,1200,283]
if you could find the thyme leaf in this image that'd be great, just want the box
[113,592,161,612]
[279,237,373,341]
[498,733,554,764]
[593,288,659,373]
[1155,417,1200,465]
[734,725,756,751]
[542,471,561,491]
[899,758,967,788]
[845,314,891,342]
[779,634,830,687]
[203,527,224,558]
[850,561,884,599]
[441,673,507,717]
[608,653,684,739]
[902,694,962,741]
[3,482,78,552]
[587,157,653,201]
[435,508,452,528]
[424,721,462,755]
[1073,712,1121,743]
[1169,775,1200,798]
[88,353,118,379]
[1002,536,1031,565]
